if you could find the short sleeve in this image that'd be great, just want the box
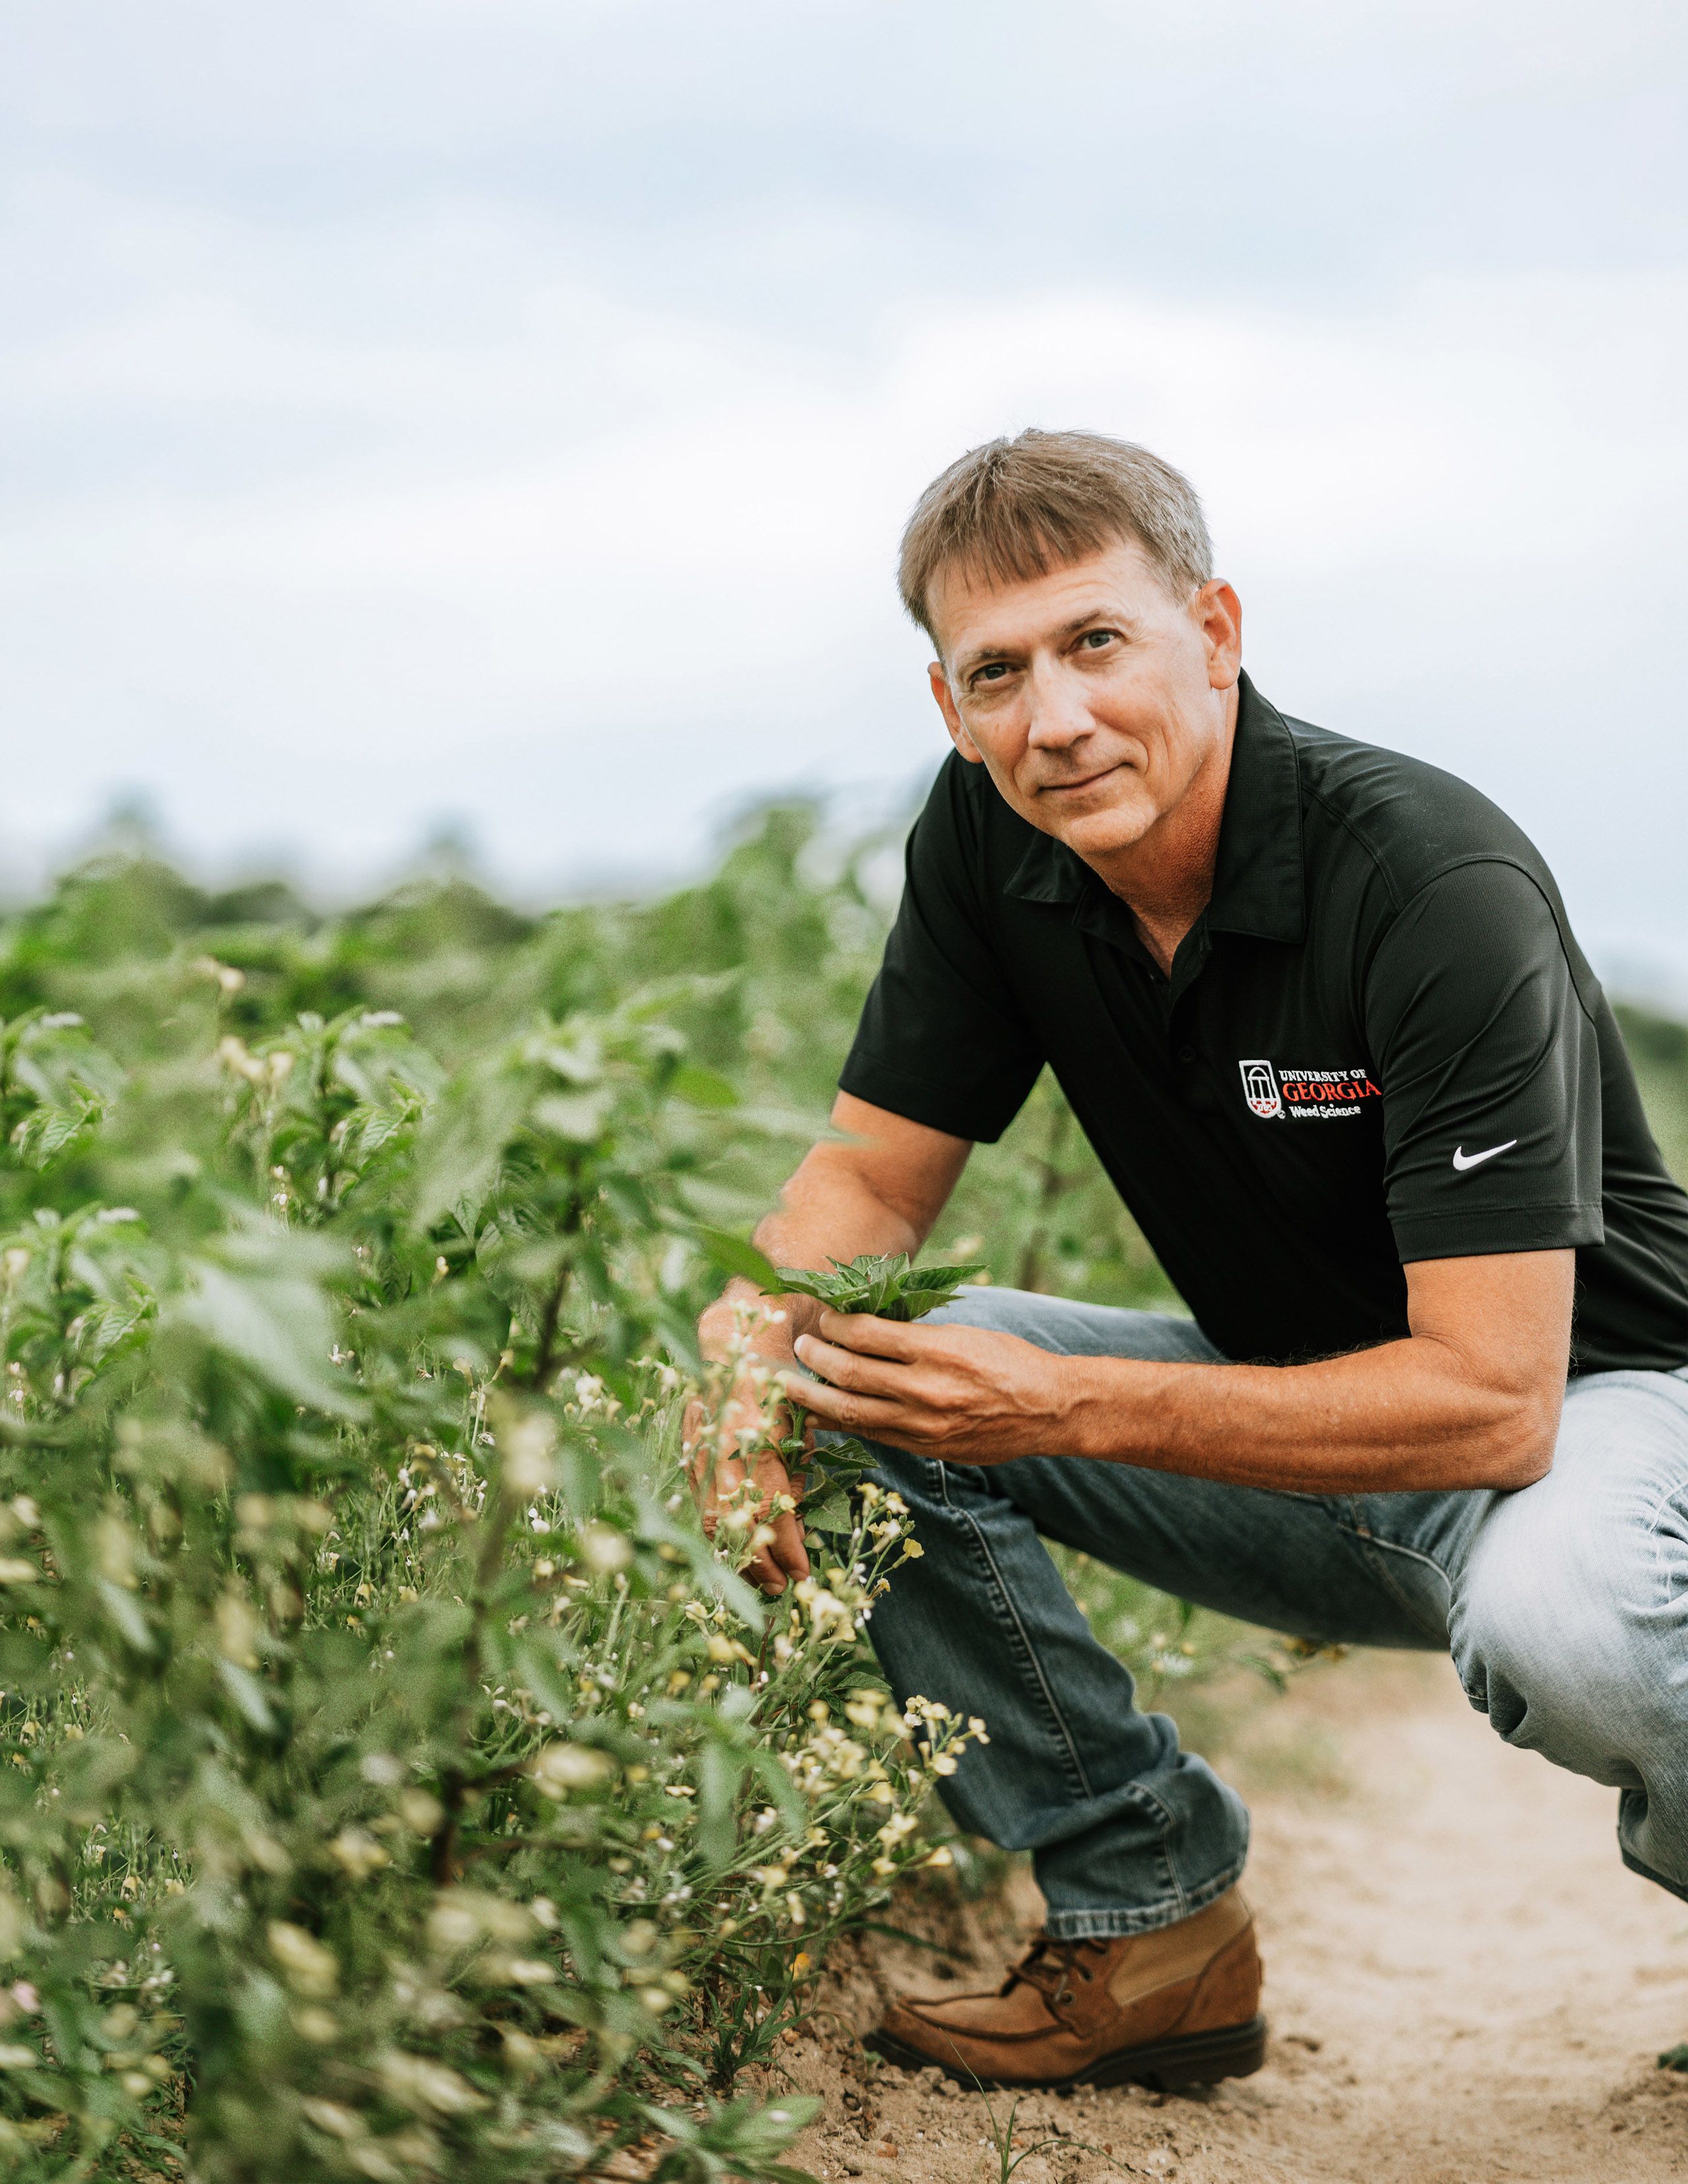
[1365,860,1604,1264]
[839,760,1043,1142]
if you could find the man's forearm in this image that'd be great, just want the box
[785,1239,1571,1496]
[1065,1337,1563,1492]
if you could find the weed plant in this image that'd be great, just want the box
[768,1256,987,1324]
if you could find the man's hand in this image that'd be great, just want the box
[684,1415,811,1595]
[687,1287,815,1595]
[782,1311,1069,1463]
[685,1096,977,1574]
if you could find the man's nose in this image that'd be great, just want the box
[1024,662,1092,749]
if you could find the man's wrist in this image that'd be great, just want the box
[1062,1355,1161,1461]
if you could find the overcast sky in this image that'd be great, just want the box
[3,1,1686,983]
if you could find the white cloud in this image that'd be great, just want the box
[0,1,1683,988]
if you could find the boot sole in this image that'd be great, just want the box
[868,2012,1269,2094]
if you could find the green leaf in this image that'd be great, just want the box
[694,1739,745,1870]
[531,1089,615,1143]
[671,1063,740,1109]
[803,1492,852,1534]
[771,1252,986,1321]
[177,1258,363,1418]
[218,1660,276,1734]
[697,1228,781,1293]
[96,1579,154,1655]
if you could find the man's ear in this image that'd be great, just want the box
[1193,579,1243,692]
[928,661,984,763]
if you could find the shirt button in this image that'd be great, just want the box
[1177,1045,1197,1064]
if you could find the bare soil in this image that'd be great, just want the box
[772,1653,1688,2183]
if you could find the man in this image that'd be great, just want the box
[694,429,1688,2094]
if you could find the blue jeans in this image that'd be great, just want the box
[853,1288,1688,1937]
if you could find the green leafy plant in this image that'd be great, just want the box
[0,965,993,2183]
[769,1254,986,1324]
[0,808,1315,2181]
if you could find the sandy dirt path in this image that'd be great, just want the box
[785,1654,1688,2183]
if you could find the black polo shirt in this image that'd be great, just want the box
[841,674,1688,1374]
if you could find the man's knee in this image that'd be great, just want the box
[1453,1489,1682,1779]
[922,1284,1064,1338]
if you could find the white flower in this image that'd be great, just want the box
[529,1743,615,1799]
[267,1922,338,1998]
[328,1829,389,1880]
[578,1522,634,1575]
[501,1412,557,1500]
[375,2050,487,2114]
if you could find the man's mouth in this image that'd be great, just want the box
[1039,765,1118,798]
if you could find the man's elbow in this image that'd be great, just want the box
[1478,1387,1561,1489]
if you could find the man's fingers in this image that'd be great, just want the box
[744,1547,787,1595]
[814,1307,925,1360]
[766,1510,810,1585]
[779,1369,906,1436]
[791,1332,909,1394]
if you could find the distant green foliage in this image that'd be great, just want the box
[1614,1001,1688,1184]
[769,1254,987,1324]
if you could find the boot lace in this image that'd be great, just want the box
[1003,1932,1108,2016]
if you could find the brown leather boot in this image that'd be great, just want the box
[868,1889,1265,2091]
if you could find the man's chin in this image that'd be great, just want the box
[1042,799,1156,861]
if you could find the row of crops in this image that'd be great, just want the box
[0,805,1680,2181]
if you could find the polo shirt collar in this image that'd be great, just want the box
[1207,674,1306,943]
[1002,671,1306,945]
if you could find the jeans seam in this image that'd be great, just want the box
[1644,1480,1688,1608]
[932,1458,1098,1804]
[1334,1525,1453,1644]
[1621,1835,1688,1906]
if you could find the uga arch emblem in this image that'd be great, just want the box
[1238,1058,1282,1120]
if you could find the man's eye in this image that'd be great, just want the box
[973,663,1011,686]
[1079,628,1117,650]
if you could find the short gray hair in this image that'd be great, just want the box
[898,428,1213,642]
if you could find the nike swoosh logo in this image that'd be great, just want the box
[1452,1140,1517,1172]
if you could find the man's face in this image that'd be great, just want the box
[925,539,1243,864]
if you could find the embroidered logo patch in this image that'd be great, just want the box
[1238,1059,1282,1119]
[1239,1061,1381,1122]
